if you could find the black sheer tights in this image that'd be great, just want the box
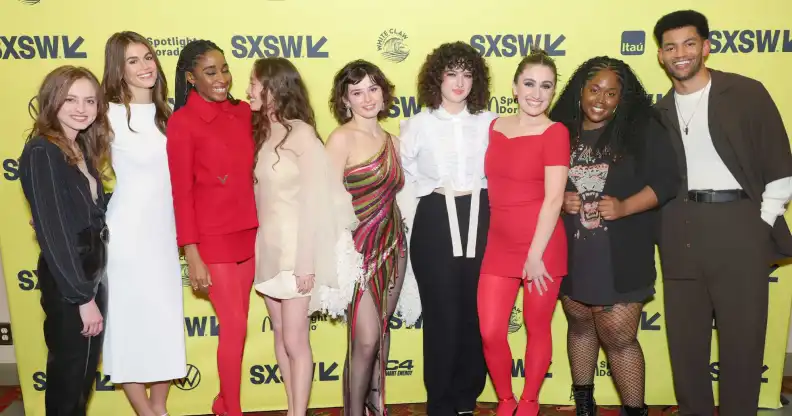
[343,254,406,416]
[561,297,645,407]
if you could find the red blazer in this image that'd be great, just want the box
[166,90,258,264]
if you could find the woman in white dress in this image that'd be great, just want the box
[247,57,363,415]
[100,31,187,416]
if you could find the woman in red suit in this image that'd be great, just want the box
[166,39,258,416]
[478,49,569,416]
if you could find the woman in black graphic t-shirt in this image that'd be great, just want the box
[549,56,680,416]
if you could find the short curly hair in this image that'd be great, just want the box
[417,41,491,114]
[329,59,395,125]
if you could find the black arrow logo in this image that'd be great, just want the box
[63,36,86,59]
[95,373,114,391]
[319,362,339,381]
[544,35,566,56]
[307,36,328,58]
[640,312,661,331]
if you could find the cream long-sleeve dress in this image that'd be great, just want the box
[253,120,363,317]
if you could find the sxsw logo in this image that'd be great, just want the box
[640,311,661,331]
[709,29,792,53]
[17,269,40,291]
[512,359,552,379]
[250,361,339,384]
[3,158,19,181]
[470,33,566,57]
[230,35,329,58]
[32,371,115,391]
[710,362,770,383]
[185,316,219,337]
[0,35,87,59]
[621,31,646,55]
[388,96,422,119]
[621,29,792,54]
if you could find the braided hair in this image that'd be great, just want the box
[174,39,239,111]
[549,56,654,163]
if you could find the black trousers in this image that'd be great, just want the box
[663,200,771,416]
[39,227,107,416]
[410,191,489,415]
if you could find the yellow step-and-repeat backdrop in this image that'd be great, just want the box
[1,0,792,414]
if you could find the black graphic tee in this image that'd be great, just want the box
[561,126,653,306]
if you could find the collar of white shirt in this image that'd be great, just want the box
[431,105,471,121]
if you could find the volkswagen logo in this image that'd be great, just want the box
[173,364,201,390]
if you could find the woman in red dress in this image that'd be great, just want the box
[478,49,570,416]
[167,40,258,416]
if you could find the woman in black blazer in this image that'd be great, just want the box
[549,56,680,416]
[19,65,112,415]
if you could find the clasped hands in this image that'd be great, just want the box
[563,191,626,220]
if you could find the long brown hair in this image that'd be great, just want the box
[102,31,171,135]
[28,66,111,175]
[251,57,318,168]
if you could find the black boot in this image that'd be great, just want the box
[571,384,596,416]
[620,404,648,416]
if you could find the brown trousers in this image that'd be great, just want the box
[662,199,773,416]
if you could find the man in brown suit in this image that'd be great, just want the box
[652,10,792,416]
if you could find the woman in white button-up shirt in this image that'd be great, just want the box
[398,41,498,416]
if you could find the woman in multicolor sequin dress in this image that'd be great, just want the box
[325,59,408,416]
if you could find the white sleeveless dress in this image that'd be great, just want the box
[102,102,187,383]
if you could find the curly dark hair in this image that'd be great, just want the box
[416,41,491,114]
[329,59,395,125]
[653,10,710,46]
[548,56,655,163]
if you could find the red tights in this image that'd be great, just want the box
[207,258,255,416]
[478,273,561,414]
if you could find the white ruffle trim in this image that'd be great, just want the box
[394,267,421,327]
[314,230,365,320]
[394,178,422,327]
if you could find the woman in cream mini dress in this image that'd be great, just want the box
[248,57,362,415]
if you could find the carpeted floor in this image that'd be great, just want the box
[0,379,790,414]
[218,403,681,415]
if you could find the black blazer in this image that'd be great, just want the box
[19,137,109,304]
[562,111,681,293]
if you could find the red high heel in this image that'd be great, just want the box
[515,398,539,416]
[496,396,518,416]
[212,395,227,416]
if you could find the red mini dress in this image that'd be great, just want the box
[481,119,570,278]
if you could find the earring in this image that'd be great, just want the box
[346,106,351,118]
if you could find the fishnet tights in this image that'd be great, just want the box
[561,297,645,407]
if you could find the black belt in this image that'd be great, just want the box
[687,189,749,203]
